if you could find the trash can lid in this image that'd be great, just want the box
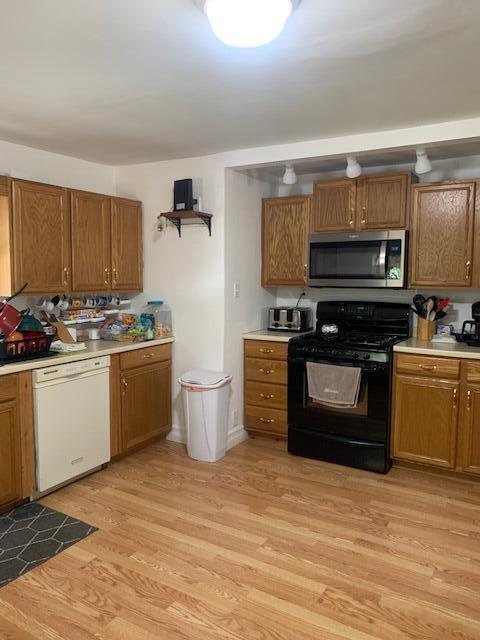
[179,369,232,388]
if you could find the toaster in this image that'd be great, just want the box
[268,307,313,332]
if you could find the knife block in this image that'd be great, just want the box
[416,318,436,341]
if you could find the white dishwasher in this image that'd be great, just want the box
[33,356,111,494]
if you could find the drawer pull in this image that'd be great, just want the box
[143,353,156,359]
[453,387,457,409]
[122,378,128,395]
[361,206,367,225]
[259,418,274,424]
[260,393,274,400]
[467,390,472,410]
[466,261,472,280]
[349,208,354,226]
[259,348,274,354]
[259,368,274,375]
[418,364,437,371]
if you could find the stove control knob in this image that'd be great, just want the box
[353,353,359,359]
[364,354,371,360]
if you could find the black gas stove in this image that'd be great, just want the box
[288,301,411,473]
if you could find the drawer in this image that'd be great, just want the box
[396,354,460,380]
[0,374,18,402]
[245,381,287,411]
[120,344,171,370]
[465,360,480,383]
[245,357,287,385]
[245,405,287,438]
[244,340,288,361]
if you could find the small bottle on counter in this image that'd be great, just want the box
[141,301,173,339]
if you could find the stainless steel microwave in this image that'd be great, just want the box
[308,230,407,288]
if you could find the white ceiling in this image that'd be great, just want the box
[1,0,480,165]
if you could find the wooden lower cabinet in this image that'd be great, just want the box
[244,339,288,439]
[0,373,35,513]
[393,374,459,468]
[392,353,480,476]
[111,344,172,456]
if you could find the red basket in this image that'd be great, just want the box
[0,331,54,363]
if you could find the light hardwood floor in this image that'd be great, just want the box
[1,438,480,639]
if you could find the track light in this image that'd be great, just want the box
[283,164,297,185]
[346,156,362,179]
[415,148,432,175]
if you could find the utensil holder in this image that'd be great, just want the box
[417,318,436,341]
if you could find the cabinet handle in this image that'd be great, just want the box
[260,393,274,400]
[418,364,437,371]
[259,348,274,354]
[259,368,274,375]
[259,418,274,424]
[104,267,110,286]
[304,264,308,277]
[466,261,472,280]
[453,387,457,409]
[63,267,70,286]
[122,378,128,395]
[349,209,355,226]
[361,206,367,225]
[467,390,472,410]
[113,267,118,286]
[143,353,156,359]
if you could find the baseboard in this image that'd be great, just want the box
[166,424,249,451]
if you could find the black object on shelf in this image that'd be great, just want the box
[162,211,213,237]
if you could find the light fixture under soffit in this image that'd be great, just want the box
[346,156,362,179]
[283,164,297,185]
[196,0,302,48]
[415,148,433,175]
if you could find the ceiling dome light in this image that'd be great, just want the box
[283,164,297,185]
[346,156,362,179]
[415,148,433,175]
[199,0,300,48]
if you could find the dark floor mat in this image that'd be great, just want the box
[0,502,97,588]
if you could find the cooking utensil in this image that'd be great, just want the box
[413,295,427,318]
[0,283,28,337]
[426,298,435,321]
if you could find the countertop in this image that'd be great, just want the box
[394,338,480,360]
[0,337,175,376]
[243,329,313,343]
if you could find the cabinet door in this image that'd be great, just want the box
[410,183,475,287]
[357,174,409,230]
[0,400,21,508]
[121,361,171,451]
[71,191,112,292]
[460,384,480,476]
[12,180,71,293]
[111,198,143,291]
[392,375,459,468]
[262,196,311,287]
[312,179,357,232]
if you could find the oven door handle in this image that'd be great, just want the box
[378,240,387,279]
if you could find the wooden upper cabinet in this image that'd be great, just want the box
[12,180,71,294]
[262,196,311,287]
[393,374,459,469]
[409,183,475,288]
[111,198,143,291]
[70,191,112,292]
[357,174,410,230]
[313,179,356,232]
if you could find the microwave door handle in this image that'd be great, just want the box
[378,240,387,279]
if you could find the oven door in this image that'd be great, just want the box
[288,356,390,443]
[308,231,406,288]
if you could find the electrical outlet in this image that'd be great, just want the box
[232,409,239,427]
[233,283,240,299]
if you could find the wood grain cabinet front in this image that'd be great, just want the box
[262,196,311,287]
[12,180,72,294]
[312,172,411,233]
[111,198,143,292]
[244,340,288,439]
[409,183,475,288]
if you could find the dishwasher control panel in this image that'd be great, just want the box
[32,356,111,385]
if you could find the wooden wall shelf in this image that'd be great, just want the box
[161,211,213,237]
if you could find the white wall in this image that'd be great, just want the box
[115,155,226,439]
[224,169,277,444]
[0,139,115,193]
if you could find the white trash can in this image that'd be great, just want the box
[179,370,233,463]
